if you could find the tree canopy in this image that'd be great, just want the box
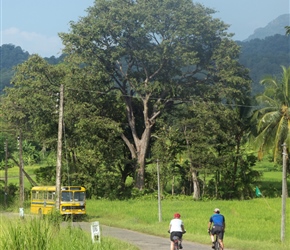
[59,0,251,190]
[1,0,261,200]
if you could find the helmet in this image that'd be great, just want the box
[214,208,220,213]
[174,213,181,218]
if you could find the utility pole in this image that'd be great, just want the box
[281,142,287,242]
[157,159,162,222]
[55,84,64,211]
[4,139,8,208]
[18,132,24,217]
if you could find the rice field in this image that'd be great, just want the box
[86,198,290,250]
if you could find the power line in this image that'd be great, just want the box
[65,86,263,109]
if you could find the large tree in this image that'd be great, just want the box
[60,0,251,189]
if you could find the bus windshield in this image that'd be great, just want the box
[61,191,85,202]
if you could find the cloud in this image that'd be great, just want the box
[1,27,64,57]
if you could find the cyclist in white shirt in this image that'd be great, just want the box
[168,213,185,250]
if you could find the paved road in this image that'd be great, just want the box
[72,222,212,250]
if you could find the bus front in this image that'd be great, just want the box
[60,186,86,216]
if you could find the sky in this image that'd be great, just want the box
[0,0,289,57]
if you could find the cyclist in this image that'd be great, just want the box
[168,213,185,250]
[208,208,225,249]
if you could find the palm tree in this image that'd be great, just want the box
[286,26,290,35]
[252,66,290,239]
[252,66,290,161]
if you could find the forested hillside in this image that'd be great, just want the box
[0,44,29,91]
[0,44,64,92]
[238,34,290,94]
[1,34,289,95]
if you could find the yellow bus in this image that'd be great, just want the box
[31,186,86,216]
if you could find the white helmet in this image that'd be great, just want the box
[214,208,220,213]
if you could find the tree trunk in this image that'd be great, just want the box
[215,170,219,198]
[135,127,151,189]
[172,176,175,195]
[122,92,158,190]
[191,168,200,200]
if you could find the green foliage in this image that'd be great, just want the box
[59,0,251,189]
[0,44,65,93]
[216,154,261,199]
[1,0,285,201]
[251,66,290,162]
[0,44,29,69]
[0,216,138,250]
[0,44,29,93]
[34,166,56,185]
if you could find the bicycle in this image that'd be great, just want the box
[208,230,222,250]
[169,231,186,250]
[213,234,221,250]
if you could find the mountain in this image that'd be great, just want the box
[244,14,290,41]
[237,34,290,95]
[0,44,64,93]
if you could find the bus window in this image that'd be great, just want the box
[48,191,54,200]
[62,192,72,201]
[74,192,85,201]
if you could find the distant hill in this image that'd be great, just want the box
[237,34,290,95]
[244,14,290,41]
[0,44,64,93]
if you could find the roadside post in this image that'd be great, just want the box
[91,221,101,243]
[19,207,24,218]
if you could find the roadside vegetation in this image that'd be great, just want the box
[0,214,138,250]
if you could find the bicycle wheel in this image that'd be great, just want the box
[174,239,179,250]
[215,239,220,250]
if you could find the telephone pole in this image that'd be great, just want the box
[4,139,8,208]
[55,84,64,211]
[281,142,287,242]
[18,132,24,217]
[157,159,162,222]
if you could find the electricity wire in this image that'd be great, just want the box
[65,86,264,109]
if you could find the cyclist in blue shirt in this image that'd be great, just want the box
[208,208,225,249]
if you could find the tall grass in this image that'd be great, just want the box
[86,198,290,250]
[0,214,138,250]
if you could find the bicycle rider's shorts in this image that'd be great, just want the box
[211,226,224,240]
[170,231,183,241]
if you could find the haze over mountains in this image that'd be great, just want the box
[244,13,289,41]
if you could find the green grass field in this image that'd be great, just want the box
[1,163,289,250]
[86,198,290,250]
[0,165,38,188]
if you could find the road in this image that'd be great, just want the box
[72,221,212,250]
